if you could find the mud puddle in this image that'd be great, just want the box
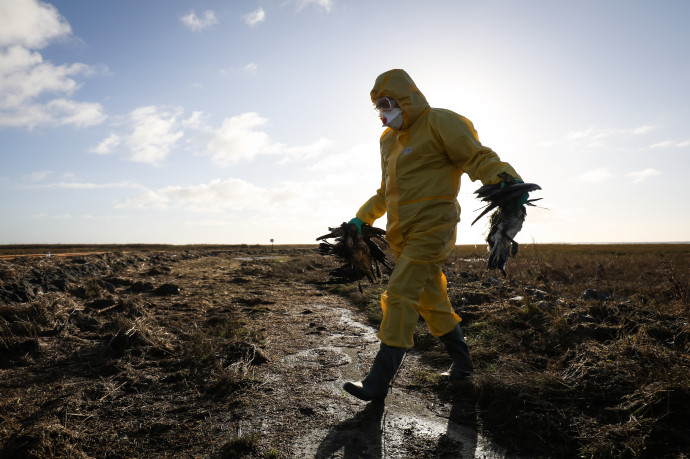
[287,304,512,458]
[233,256,289,262]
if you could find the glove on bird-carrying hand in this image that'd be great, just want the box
[474,173,540,225]
[500,177,529,207]
[348,217,363,234]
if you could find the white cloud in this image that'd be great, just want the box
[0,2,105,129]
[108,145,381,241]
[90,133,121,155]
[307,143,375,174]
[577,167,613,183]
[180,10,218,32]
[650,140,690,148]
[203,113,280,165]
[93,109,329,167]
[201,112,332,166]
[163,178,269,211]
[115,189,169,210]
[540,125,657,148]
[245,62,258,74]
[565,127,614,142]
[45,98,105,126]
[182,111,206,129]
[33,212,71,219]
[0,0,71,49]
[32,212,130,221]
[0,97,106,128]
[24,180,144,190]
[627,168,662,183]
[26,170,52,182]
[295,0,334,12]
[243,7,266,26]
[184,218,233,227]
[0,46,98,108]
[566,126,653,141]
[117,178,272,212]
[0,46,84,107]
[125,106,184,165]
[632,126,655,135]
[280,137,333,163]
[115,173,348,218]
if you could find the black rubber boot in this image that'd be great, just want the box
[439,324,474,381]
[343,343,406,401]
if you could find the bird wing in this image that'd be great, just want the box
[471,182,542,225]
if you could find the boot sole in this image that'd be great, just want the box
[439,371,474,383]
[343,382,385,401]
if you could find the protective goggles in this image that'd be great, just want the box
[374,96,397,111]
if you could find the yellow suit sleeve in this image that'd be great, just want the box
[435,111,521,185]
[356,179,387,225]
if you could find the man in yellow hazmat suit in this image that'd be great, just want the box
[343,69,524,401]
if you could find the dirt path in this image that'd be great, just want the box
[230,255,510,458]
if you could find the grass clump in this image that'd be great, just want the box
[219,434,281,459]
[431,243,690,457]
[219,434,261,458]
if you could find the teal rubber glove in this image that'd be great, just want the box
[515,179,529,206]
[348,217,363,234]
[500,178,529,206]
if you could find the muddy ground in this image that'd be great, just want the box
[1,245,689,458]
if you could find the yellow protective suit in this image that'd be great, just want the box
[357,69,522,349]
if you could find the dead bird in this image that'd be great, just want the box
[472,173,542,275]
[317,222,391,287]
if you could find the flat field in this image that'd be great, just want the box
[0,243,688,457]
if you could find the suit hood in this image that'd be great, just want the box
[370,69,430,130]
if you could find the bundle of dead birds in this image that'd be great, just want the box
[317,222,391,287]
[472,173,542,275]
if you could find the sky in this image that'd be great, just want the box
[1,0,689,245]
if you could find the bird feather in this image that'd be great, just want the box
[317,222,391,285]
[472,178,542,275]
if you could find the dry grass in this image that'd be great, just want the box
[0,249,275,457]
[441,244,689,457]
[336,243,690,456]
[1,243,688,457]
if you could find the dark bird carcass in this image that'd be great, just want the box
[472,173,542,275]
[317,222,391,289]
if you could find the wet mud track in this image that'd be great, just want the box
[237,258,510,458]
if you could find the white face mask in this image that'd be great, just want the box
[380,107,403,129]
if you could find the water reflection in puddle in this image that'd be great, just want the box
[288,302,514,458]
